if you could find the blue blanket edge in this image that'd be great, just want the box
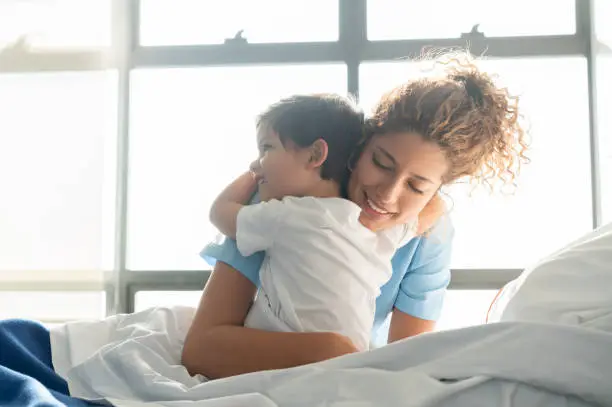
[0,318,97,406]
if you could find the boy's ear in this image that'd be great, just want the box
[307,139,329,169]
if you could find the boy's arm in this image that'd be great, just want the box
[209,171,258,239]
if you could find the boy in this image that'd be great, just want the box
[209,94,415,351]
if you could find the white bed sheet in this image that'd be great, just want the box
[50,222,612,407]
[51,306,609,407]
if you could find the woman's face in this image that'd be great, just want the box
[348,131,449,232]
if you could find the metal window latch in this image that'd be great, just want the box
[461,24,486,40]
[224,29,248,45]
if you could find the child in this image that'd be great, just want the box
[209,94,415,351]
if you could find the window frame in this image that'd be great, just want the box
[0,0,602,317]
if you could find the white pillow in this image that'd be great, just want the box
[487,222,612,331]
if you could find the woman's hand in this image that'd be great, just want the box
[182,261,257,377]
[416,194,446,235]
[181,262,359,379]
[320,331,360,358]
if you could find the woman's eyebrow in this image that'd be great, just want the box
[413,174,434,184]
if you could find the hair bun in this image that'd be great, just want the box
[453,73,484,107]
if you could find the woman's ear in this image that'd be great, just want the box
[306,139,329,169]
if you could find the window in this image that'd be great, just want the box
[135,290,201,312]
[0,72,117,273]
[135,289,497,336]
[594,0,612,47]
[139,0,338,46]
[127,64,347,270]
[372,289,498,345]
[367,0,576,41]
[360,57,593,269]
[596,55,612,225]
[5,2,598,325]
[0,291,105,322]
[436,290,498,331]
[0,0,110,50]
[595,0,612,225]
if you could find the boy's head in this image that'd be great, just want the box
[253,94,364,201]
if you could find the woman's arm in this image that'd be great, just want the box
[388,310,436,342]
[387,214,453,343]
[182,261,358,379]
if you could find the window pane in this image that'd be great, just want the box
[595,0,612,47]
[596,54,612,225]
[595,0,612,225]
[135,290,201,312]
[0,0,110,49]
[360,58,592,269]
[136,290,497,334]
[372,289,497,345]
[368,0,575,40]
[436,290,498,331]
[140,0,338,46]
[0,291,105,322]
[128,64,347,270]
[0,72,117,272]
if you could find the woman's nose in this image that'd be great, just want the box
[376,179,403,204]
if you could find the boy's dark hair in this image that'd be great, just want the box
[256,93,365,189]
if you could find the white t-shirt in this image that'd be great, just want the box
[236,196,415,351]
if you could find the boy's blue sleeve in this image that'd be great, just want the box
[393,215,454,321]
[200,236,264,287]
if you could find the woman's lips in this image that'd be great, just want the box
[361,193,394,220]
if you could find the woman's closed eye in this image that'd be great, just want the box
[372,153,393,171]
[408,183,425,195]
[374,152,426,194]
[373,150,428,194]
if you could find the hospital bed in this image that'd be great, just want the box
[8,223,612,407]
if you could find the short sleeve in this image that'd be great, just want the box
[200,237,264,287]
[236,199,287,256]
[393,215,454,321]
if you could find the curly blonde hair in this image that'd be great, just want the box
[366,51,530,190]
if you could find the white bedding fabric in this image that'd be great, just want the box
[490,221,612,330]
[50,222,612,407]
[51,306,610,407]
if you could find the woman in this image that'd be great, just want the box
[182,53,529,379]
[0,53,526,406]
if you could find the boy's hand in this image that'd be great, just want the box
[249,159,263,183]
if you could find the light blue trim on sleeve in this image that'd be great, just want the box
[200,236,264,287]
[199,191,264,287]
